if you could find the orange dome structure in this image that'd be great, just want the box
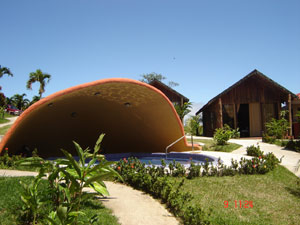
[0,78,198,157]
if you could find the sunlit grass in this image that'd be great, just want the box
[0,124,12,135]
[188,138,241,152]
[172,165,300,225]
[0,177,120,225]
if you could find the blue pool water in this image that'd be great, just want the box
[104,152,220,166]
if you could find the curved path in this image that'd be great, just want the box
[0,116,18,128]
[0,169,179,225]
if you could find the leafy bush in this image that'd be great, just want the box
[213,125,240,146]
[213,126,232,145]
[285,140,300,152]
[246,145,263,157]
[0,147,23,169]
[264,110,289,139]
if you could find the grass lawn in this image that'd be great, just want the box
[0,118,9,124]
[174,165,300,225]
[0,176,120,225]
[188,138,242,152]
[0,124,12,135]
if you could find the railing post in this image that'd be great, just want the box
[165,135,185,159]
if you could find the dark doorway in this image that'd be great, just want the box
[237,104,249,137]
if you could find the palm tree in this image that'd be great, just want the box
[26,69,51,98]
[12,93,30,110]
[29,95,41,106]
[0,66,13,78]
[174,101,192,123]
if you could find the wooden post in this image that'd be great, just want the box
[218,98,223,128]
[180,97,183,107]
[288,94,293,137]
[233,103,237,129]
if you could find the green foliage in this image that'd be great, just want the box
[284,140,300,152]
[114,151,280,224]
[114,157,211,224]
[213,125,232,145]
[0,148,23,169]
[26,69,51,98]
[185,115,201,135]
[246,144,263,157]
[17,134,121,224]
[174,101,192,122]
[0,106,5,119]
[20,172,47,224]
[0,177,119,225]
[11,93,30,110]
[0,66,13,78]
[264,110,289,139]
[213,124,240,146]
[139,72,179,87]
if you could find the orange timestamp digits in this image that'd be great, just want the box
[224,200,253,208]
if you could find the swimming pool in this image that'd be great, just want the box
[104,152,220,166]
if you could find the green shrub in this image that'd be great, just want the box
[246,145,263,157]
[213,125,240,146]
[264,110,289,140]
[285,140,300,152]
[213,127,232,145]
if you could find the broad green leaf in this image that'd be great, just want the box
[86,158,97,170]
[73,141,85,167]
[94,133,105,154]
[90,182,109,196]
[61,149,81,177]
[45,217,59,225]
[85,174,111,187]
[57,205,68,222]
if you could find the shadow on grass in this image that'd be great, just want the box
[285,186,300,199]
[81,198,106,210]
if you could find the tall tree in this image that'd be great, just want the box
[140,72,179,87]
[0,65,13,91]
[11,93,30,110]
[0,65,13,78]
[29,95,41,106]
[26,69,51,98]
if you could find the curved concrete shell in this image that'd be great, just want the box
[0,78,198,157]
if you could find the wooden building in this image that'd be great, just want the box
[149,79,189,106]
[292,93,300,138]
[196,70,299,137]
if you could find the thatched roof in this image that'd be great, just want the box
[196,69,297,115]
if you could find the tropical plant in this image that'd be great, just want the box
[185,115,201,136]
[26,69,51,98]
[264,110,289,139]
[213,126,232,145]
[11,93,30,110]
[18,134,122,224]
[246,145,263,157]
[29,95,41,106]
[0,65,13,92]
[0,66,13,78]
[174,101,192,122]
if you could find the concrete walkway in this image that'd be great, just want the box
[0,116,18,128]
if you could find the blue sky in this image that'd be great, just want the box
[1,0,299,113]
